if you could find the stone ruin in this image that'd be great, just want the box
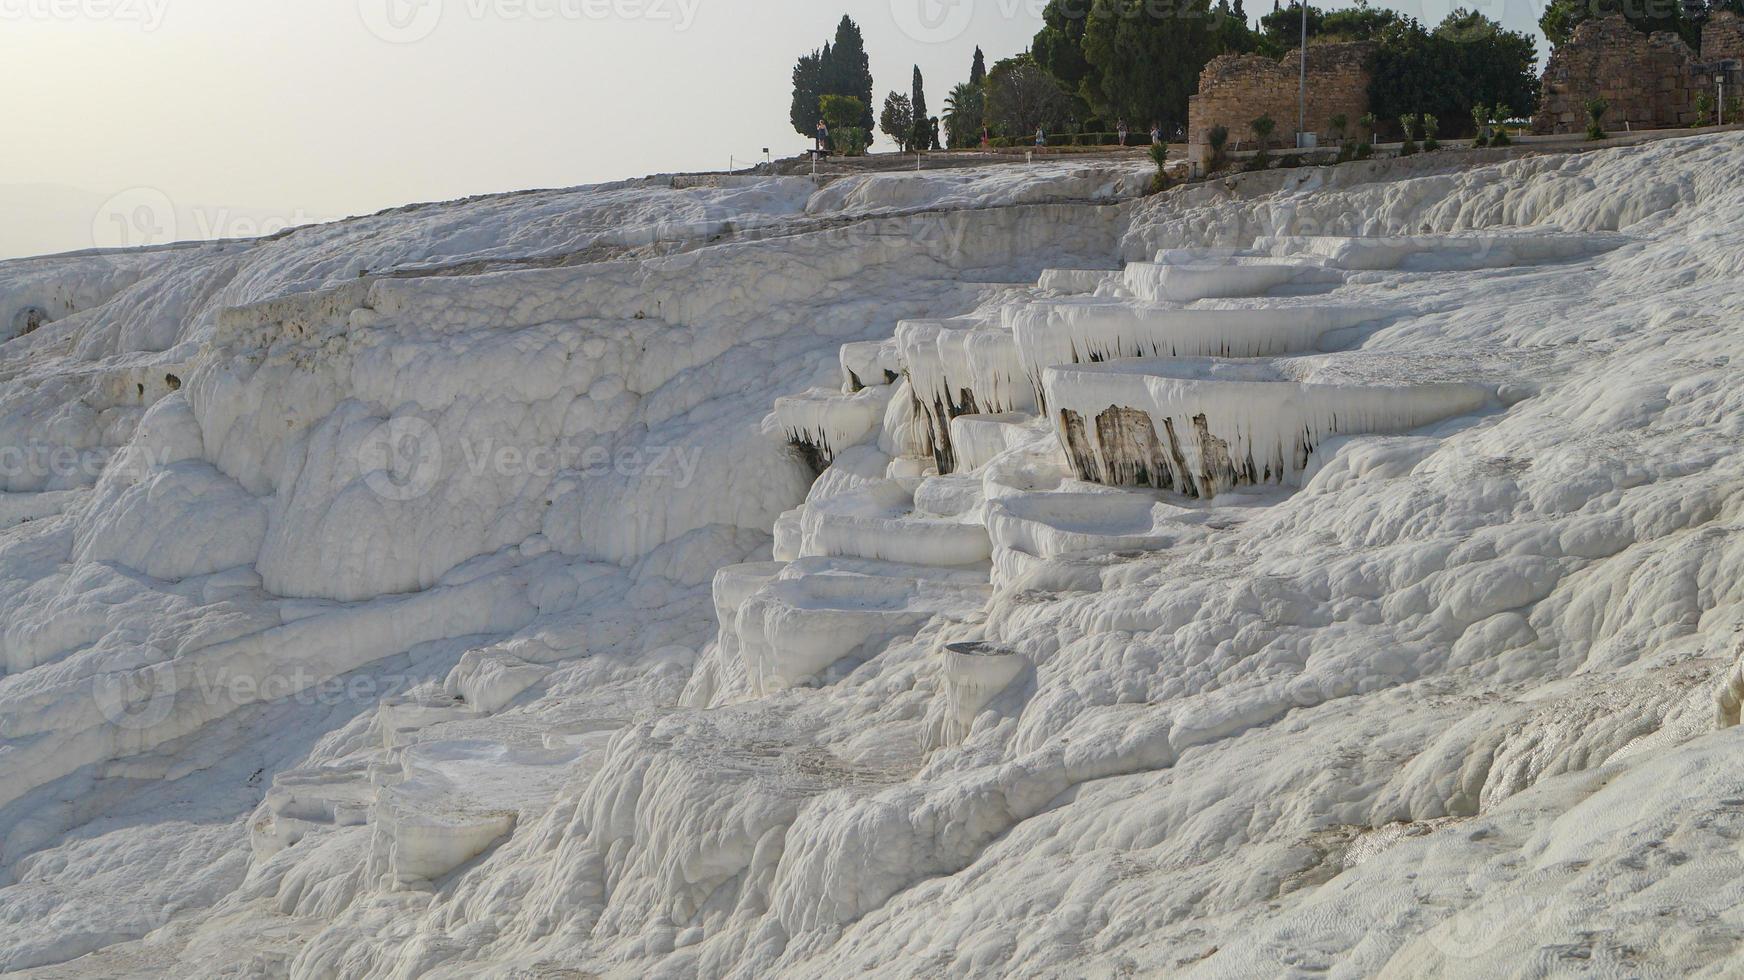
[1186,42,1374,175]
[1535,13,1744,134]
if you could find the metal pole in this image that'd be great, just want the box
[1720,76,1726,127]
[1298,1,1308,145]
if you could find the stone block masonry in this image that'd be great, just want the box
[1535,13,1744,134]
[1187,42,1374,174]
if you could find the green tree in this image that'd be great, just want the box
[1539,0,1697,49]
[1080,0,1219,134]
[1369,10,1538,139]
[1033,0,1099,104]
[820,94,869,155]
[790,46,829,137]
[1256,0,1399,56]
[1212,0,1259,56]
[984,52,1076,138]
[911,66,930,151]
[970,46,987,87]
[943,80,986,148]
[881,92,916,150]
[824,15,875,131]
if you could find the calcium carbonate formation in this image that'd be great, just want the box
[4,140,1744,978]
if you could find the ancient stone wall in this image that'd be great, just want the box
[1534,14,1744,134]
[1704,11,1744,65]
[1187,42,1373,172]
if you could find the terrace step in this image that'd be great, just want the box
[1255,232,1624,271]
[1042,356,1491,498]
[724,557,991,695]
[1122,257,1342,303]
[1006,299,1390,407]
[767,384,897,467]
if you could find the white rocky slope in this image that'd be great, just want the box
[2,139,1743,977]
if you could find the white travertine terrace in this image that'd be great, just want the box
[1008,299,1390,406]
[1043,357,1493,497]
[5,139,1743,979]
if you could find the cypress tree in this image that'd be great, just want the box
[970,46,987,87]
[790,48,826,136]
[829,16,876,131]
[911,66,929,150]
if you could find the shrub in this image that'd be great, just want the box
[1356,142,1374,159]
[1207,124,1230,172]
[1250,115,1276,169]
[1148,142,1172,194]
[1359,112,1377,145]
[1251,114,1277,150]
[1585,97,1608,141]
[1398,113,1419,156]
[1693,92,1714,128]
[1421,114,1440,151]
[835,126,870,156]
[1471,104,1490,147]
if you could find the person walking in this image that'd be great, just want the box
[1035,126,1046,150]
[1118,119,1129,147]
[1151,121,1163,146]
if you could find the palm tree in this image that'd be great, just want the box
[942,81,984,149]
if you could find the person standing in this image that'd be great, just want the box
[1118,119,1129,147]
[1151,121,1163,146]
[816,119,829,154]
[1035,126,1046,149]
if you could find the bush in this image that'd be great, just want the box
[1492,127,1512,147]
[1207,124,1230,172]
[1148,142,1171,194]
[1249,115,1276,169]
[835,126,870,156]
[1585,97,1608,141]
[1693,92,1714,129]
[1421,114,1440,151]
[1251,114,1277,150]
[1398,113,1419,156]
[1356,142,1374,159]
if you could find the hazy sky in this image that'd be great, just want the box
[0,0,1548,260]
